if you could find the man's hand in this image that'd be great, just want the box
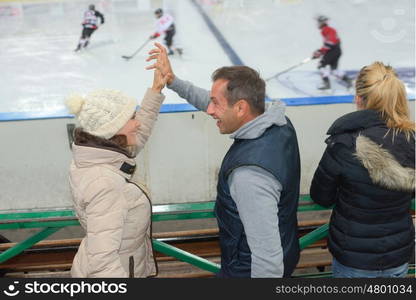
[146,42,175,85]
[149,33,160,40]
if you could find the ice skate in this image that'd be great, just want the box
[318,77,331,90]
[74,44,82,52]
[341,75,352,89]
[175,48,183,56]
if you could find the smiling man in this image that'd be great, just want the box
[147,43,301,278]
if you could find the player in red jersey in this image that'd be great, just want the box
[312,16,352,90]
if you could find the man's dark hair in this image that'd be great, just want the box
[211,66,265,114]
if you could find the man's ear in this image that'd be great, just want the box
[235,99,249,117]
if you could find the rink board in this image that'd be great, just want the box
[0,101,414,212]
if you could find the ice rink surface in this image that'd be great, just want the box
[0,0,414,116]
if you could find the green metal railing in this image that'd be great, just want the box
[152,240,220,273]
[0,227,61,264]
[1,197,414,276]
[0,195,329,230]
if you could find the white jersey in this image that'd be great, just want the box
[83,10,101,29]
[155,13,174,34]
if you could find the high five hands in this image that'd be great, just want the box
[146,42,175,86]
[147,43,173,92]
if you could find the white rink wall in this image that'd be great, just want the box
[0,103,414,212]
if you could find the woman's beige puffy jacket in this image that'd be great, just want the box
[69,89,164,278]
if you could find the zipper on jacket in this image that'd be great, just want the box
[126,179,159,277]
[129,256,134,278]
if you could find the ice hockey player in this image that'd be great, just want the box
[74,4,105,52]
[150,8,182,56]
[312,15,352,90]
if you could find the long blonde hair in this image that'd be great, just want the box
[355,62,415,137]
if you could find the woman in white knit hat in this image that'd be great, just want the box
[66,61,168,278]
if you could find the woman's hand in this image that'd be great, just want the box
[151,67,168,93]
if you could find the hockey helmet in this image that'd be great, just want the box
[89,4,95,10]
[316,15,328,24]
[154,8,163,17]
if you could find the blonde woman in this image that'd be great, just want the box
[66,66,168,277]
[310,62,415,278]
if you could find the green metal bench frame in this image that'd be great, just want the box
[1,196,414,277]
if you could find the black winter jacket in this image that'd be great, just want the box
[310,109,415,270]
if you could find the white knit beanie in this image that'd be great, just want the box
[65,89,137,139]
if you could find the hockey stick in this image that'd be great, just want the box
[122,38,151,60]
[265,57,313,81]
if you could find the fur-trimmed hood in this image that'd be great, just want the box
[355,135,415,192]
[328,109,415,192]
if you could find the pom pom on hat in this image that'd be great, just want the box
[65,94,85,116]
[66,89,137,139]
